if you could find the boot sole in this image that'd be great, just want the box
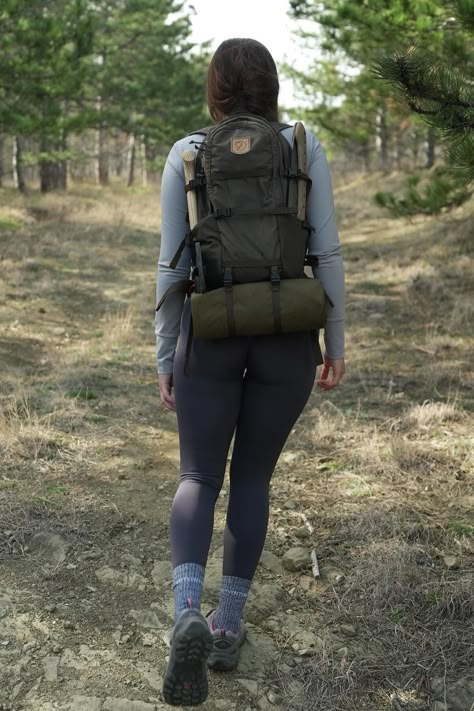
[208,651,239,672]
[162,611,213,706]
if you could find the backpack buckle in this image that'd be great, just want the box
[215,208,232,218]
[223,268,233,291]
[271,266,281,291]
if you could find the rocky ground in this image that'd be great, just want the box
[0,180,473,711]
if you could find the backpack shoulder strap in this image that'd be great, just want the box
[273,122,292,132]
[188,126,212,137]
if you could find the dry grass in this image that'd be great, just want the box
[0,179,472,710]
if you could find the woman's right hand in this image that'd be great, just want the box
[316,356,345,391]
[159,373,176,411]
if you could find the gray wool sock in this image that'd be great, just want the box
[213,576,252,633]
[172,562,205,622]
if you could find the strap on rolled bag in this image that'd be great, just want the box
[190,276,327,344]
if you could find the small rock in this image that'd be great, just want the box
[30,532,69,564]
[42,655,60,682]
[443,555,458,569]
[65,695,103,711]
[298,576,316,593]
[120,553,143,569]
[102,696,156,711]
[238,628,278,676]
[292,630,323,654]
[45,604,57,613]
[245,582,285,624]
[214,700,236,711]
[267,691,282,704]
[281,451,304,465]
[64,621,75,630]
[339,624,357,637]
[321,565,345,584]
[80,550,101,561]
[263,618,280,633]
[151,560,172,591]
[259,550,284,575]
[283,500,297,510]
[294,526,310,539]
[162,627,173,649]
[53,327,66,336]
[287,680,305,698]
[237,678,260,696]
[130,609,161,629]
[95,566,148,590]
[335,646,349,659]
[11,681,24,700]
[282,547,310,572]
[445,677,474,711]
[142,633,154,647]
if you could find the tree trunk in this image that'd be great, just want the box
[0,131,4,187]
[140,135,148,186]
[39,138,65,193]
[426,125,436,168]
[115,134,124,177]
[13,137,27,193]
[127,133,136,187]
[412,132,421,169]
[361,141,371,172]
[376,107,390,174]
[396,127,404,170]
[95,97,109,185]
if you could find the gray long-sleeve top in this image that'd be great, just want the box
[155,126,345,374]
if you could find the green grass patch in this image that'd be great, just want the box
[66,388,98,401]
[86,415,107,424]
[447,519,474,537]
[0,216,23,230]
[45,484,69,495]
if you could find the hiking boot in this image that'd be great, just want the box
[162,608,213,706]
[205,609,246,672]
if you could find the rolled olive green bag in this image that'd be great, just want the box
[190,276,327,340]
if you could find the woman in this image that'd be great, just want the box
[156,38,345,707]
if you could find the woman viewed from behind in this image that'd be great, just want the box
[156,38,345,706]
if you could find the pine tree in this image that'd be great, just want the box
[373,0,474,183]
[0,0,209,191]
[288,1,458,172]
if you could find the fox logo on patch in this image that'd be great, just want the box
[231,136,251,154]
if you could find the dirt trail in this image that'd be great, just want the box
[0,183,473,711]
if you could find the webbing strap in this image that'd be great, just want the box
[155,279,192,311]
[271,267,282,333]
[185,176,206,193]
[224,268,236,337]
[169,238,186,269]
[214,206,297,219]
[184,314,194,376]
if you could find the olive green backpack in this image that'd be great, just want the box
[157,114,328,367]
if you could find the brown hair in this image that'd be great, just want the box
[207,38,280,122]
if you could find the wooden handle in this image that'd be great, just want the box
[181,150,199,229]
[293,122,307,222]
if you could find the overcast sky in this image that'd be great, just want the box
[187,0,312,107]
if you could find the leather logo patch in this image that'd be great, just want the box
[231,136,251,154]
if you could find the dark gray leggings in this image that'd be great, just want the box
[171,300,317,581]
